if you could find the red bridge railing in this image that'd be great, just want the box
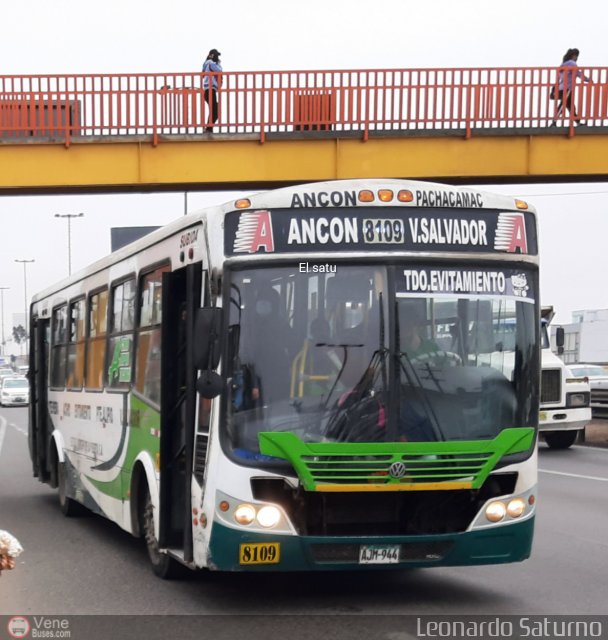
[0,67,607,145]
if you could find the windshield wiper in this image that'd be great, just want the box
[320,342,364,409]
[398,350,445,442]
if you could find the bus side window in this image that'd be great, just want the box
[135,266,169,405]
[86,289,108,390]
[67,298,86,390]
[107,278,136,389]
[50,304,68,389]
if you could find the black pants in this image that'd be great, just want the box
[556,89,579,121]
[204,88,218,130]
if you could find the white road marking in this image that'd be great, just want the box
[0,416,6,457]
[10,423,27,437]
[539,468,608,483]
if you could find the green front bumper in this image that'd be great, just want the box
[208,516,534,572]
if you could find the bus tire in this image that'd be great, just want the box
[57,460,85,517]
[141,486,185,579]
[544,430,578,449]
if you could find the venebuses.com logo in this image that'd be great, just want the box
[6,616,71,639]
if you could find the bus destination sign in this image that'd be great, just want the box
[398,267,534,301]
[225,208,537,256]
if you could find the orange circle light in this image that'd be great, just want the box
[219,501,230,512]
[358,190,375,202]
[397,190,414,202]
[235,199,251,209]
[378,189,394,202]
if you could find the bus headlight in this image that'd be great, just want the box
[506,498,526,518]
[485,501,506,523]
[234,504,256,525]
[256,506,281,528]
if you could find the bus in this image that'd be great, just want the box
[28,179,539,578]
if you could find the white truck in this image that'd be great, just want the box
[539,307,591,449]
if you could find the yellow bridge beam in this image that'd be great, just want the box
[0,134,607,194]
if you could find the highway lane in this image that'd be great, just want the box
[1,407,607,617]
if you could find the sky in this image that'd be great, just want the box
[0,0,606,353]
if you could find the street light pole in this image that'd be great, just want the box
[0,287,9,356]
[14,259,34,356]
[54,212,84,276]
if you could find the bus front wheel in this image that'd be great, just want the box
[544,430,578,449]
[141,487,185,579]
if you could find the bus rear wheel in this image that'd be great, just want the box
[57,460,85,517]
[141,487,185,579]
[544,430,578,449]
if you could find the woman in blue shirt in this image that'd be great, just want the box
[552,48,591,126]
[202,48,223,132]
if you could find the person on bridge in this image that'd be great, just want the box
[202,48,223,132]
[552,48,591,126]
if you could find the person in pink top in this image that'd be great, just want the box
[551,48,591,126]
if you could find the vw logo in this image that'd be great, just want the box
[389,461,407,478]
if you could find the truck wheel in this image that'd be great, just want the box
[141,487,185,579]
[544,430,578,449]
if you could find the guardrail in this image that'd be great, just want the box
[0,67,607,145]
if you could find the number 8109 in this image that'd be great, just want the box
[362,219,405,244]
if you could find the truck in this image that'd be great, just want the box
[539,307,591,449]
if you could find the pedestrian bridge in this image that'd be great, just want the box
[1,66,608,194]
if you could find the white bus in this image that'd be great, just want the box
[29,179,540,577]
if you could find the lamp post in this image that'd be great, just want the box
[14,259,34,356]
[0,287,8,356]
[54,212,84,276]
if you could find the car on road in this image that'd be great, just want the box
[0,368,15,385]
[568,363,608,417]
[0,376,29,407]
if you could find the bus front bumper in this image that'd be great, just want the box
[207,516,534,571]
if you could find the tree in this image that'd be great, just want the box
[12,325,27,346]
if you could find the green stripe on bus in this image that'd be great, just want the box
[86,393,161,501]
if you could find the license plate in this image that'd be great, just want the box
[15,397,24,402]
[239,542,280,565]
[359,544,400,564]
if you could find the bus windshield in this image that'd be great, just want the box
[223,264,537,461]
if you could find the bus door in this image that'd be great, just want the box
[159,262,201,561]
[29,317,51,483]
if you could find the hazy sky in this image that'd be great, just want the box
[0,0,606,352]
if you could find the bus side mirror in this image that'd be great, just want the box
[555,326,565,354]
[196,371,224,399]
[193,307,223,370]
